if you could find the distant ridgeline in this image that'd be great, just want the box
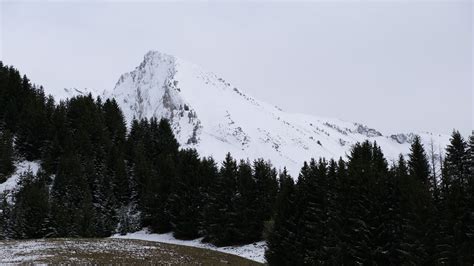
[0,62,473,265]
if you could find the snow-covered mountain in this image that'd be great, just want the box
[61,51,450,176]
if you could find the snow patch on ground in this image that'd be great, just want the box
[112,229,267,263]
[0,240,53,263]
[0,160,41,195]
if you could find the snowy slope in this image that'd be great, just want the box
[61,51,450,176]
[0,161,40,203]
[112,229,266,263]
[0,161,40,197]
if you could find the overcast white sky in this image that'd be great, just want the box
[1,1,472,136]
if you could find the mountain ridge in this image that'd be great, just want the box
[59,51,450,175]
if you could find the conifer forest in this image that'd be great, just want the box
[0,62,472,265]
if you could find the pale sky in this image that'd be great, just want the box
[1,1,472,136]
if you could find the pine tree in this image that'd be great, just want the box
[50,153,95,237]
[324,158,344,264]
[0,130,14,183]
[408,136,431,186]
[107,146,129,206]
[198,156,219,235]
[388,155,413,264]
[464,133,474,264]
[15,85,50,161]
[144,118,179,233]
[41,102,68,174]
[11,170,50,239]
[442,131,468,190]
[469,132,474,175]
[203,153,240,246]
[234,159,259,243]
[103,98,129,206]
[89,156,118,237]
[438,130,472,264]
[253,159,278,242]
[340,141,375,263]
[300,158,329,264]
[126,119,150,219]
[406,137,438,264]
[265,168,297,265]
[102,98,126,148]
[168,148,202,239]
[0,192,12,239]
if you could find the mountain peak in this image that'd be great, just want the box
[142,50,177,66]
[61,51,451,175]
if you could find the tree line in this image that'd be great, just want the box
[0,62,278,246]
[0,62,472,264]
[266,135,473,265]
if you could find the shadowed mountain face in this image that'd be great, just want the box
[62,51,450,175]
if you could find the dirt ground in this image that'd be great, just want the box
[0,238,263,265]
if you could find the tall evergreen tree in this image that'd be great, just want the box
[106,146,129,206]
[102,99,126,147]
[253,159,278,242]
[50,153,95,237]
[341,141,377,263]
[300,158,329,264]
[234,159,259,242]
[324,158,344,264]
[204,153,240,246]
[408,136,431,186]
[265,168,297,265]
[438,131,472,264]
[406,137,438,264]
[442,131,469,190]
[391,154,418,264]
[11,170,50,239]
[464,133,474,264]
[168,148,202,239]
[0,130,14,183]
[0,193,12,239]
[143,118,180,233]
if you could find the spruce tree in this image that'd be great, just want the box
[0,130,14,183]
[145,118,179,233]
[390,155,416,264]
[408,136,431,186]
[253,159,278,242]
[11,170,50,239]
[50,153,95,237]
[15,85,50,161]
[300,158,329,264]
[0,193,12,239]
[41,103,68,175]
[103,98,129,206]
[265,168,297,265]
[235,159,259,243]
[442,131,468,190]
[464,133,474,264]
[324,159,344,264]
[168,148,202,239]
[102,98,126,147]
[438,130,471,264]
[406,137,437,264]
[203,153,239,246]
[341,141,376,263]
[198,156,219,234]
[106,146,129,206]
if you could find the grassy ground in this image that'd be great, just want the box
[0,238,263,265]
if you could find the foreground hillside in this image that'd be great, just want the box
[0,238,262,265]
